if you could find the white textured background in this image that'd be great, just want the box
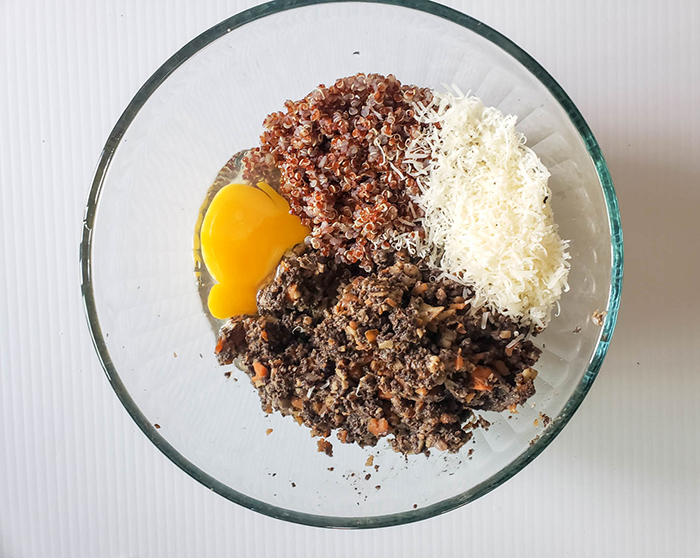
[1,0,699,556]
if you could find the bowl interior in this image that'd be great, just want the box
[83,0,620,527]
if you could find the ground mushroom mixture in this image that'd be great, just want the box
[216,247,540,455]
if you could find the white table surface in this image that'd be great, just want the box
[1,0,699,556]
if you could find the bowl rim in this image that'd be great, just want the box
[80,0,624,529]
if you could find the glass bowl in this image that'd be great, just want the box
[80,0,623,528]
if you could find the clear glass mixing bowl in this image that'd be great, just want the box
[80,0,623,528]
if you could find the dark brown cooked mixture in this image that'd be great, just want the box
[243,73,432,271]
[216,247,540,455]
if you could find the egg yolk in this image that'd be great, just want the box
[200,182,309,319]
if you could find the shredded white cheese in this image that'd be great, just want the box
[402,90,570,329]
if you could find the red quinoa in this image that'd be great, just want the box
[243,73,432,270]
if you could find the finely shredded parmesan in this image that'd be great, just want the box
[402,91,570,329]
[481,311,489,330]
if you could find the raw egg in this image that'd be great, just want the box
[200,182,309,319]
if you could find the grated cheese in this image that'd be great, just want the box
[401,91,570,329]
